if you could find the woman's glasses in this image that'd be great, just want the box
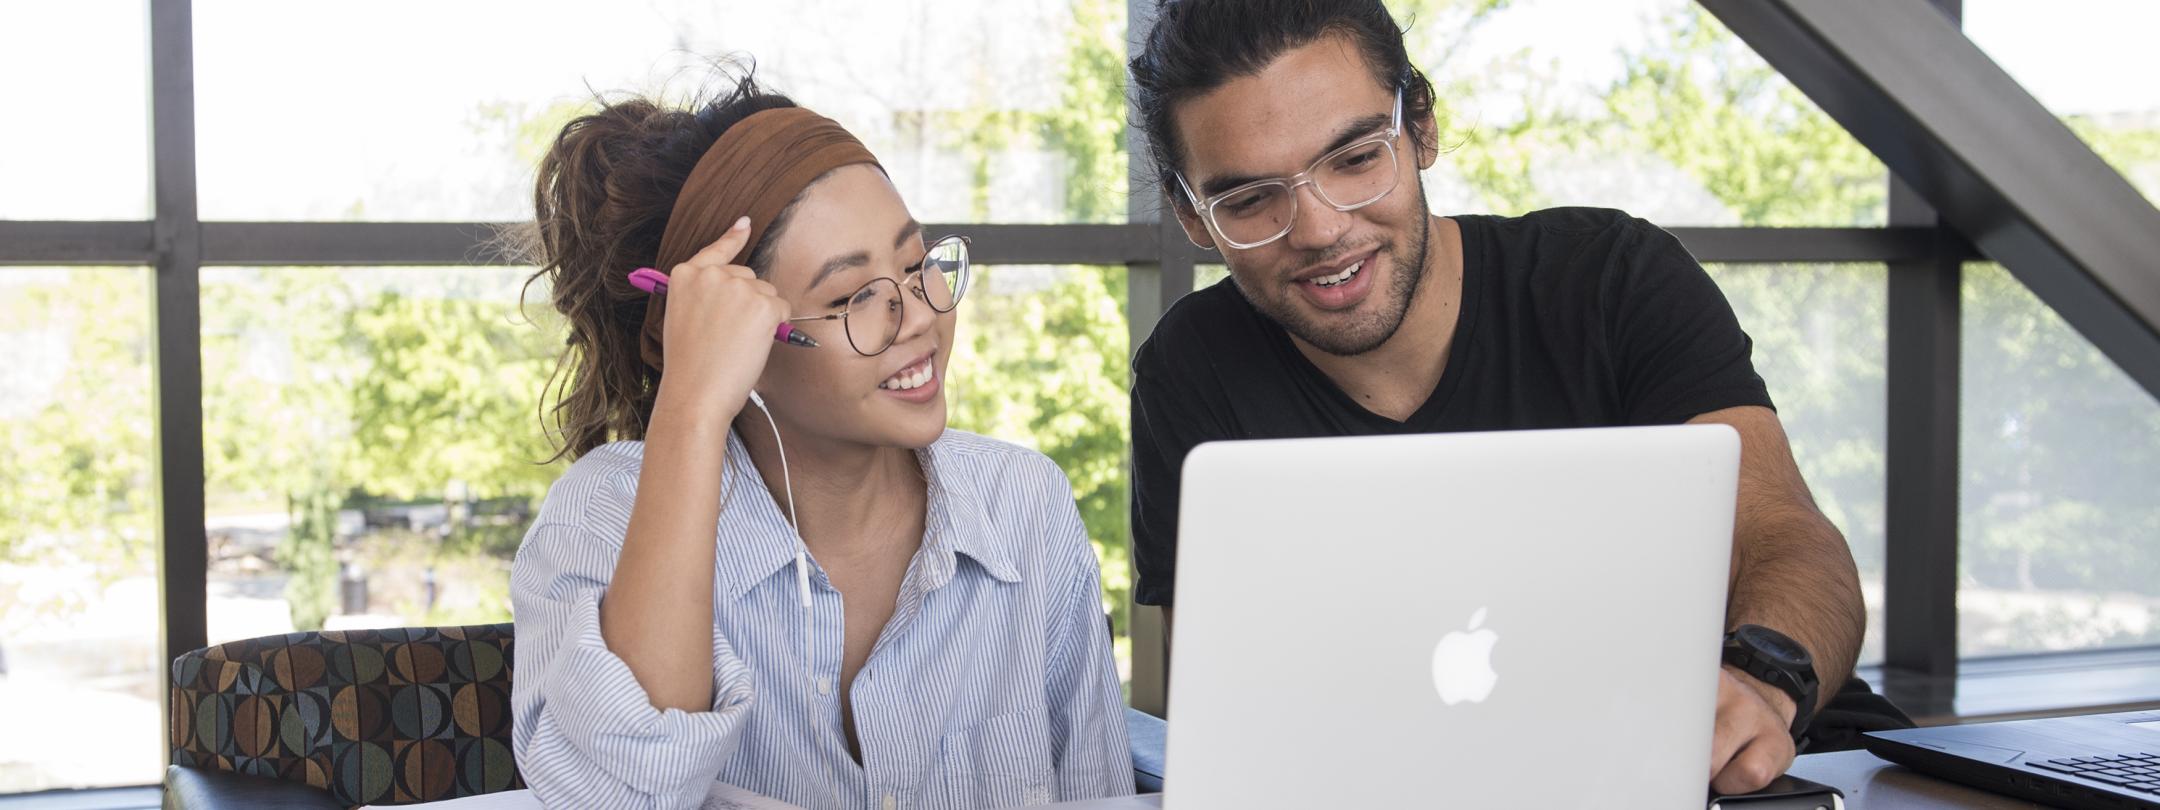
[786,234,971,356]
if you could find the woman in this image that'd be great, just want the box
[509,72,1132,809]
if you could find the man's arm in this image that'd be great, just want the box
[1693,405,1865,698]
[1692,405,1866,792]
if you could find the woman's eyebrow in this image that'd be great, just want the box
[810,218,926,290]
[811,251,870,290]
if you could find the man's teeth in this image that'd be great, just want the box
[880,365,934,391]
[1312,260,1364,288]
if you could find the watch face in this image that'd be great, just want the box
[1743,625,1808,665]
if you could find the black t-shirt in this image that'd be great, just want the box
[1129,207,1774,607]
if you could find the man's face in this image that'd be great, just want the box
[1170,34,1434,357]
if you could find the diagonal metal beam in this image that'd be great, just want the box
[1701,0,2160,400]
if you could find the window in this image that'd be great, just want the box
[0,269,162,792]
[1959,264,2160,656]
[192,0,1128,224]
[1708,264,1889,664]
[199,267,558,644]
[0,6,150,219]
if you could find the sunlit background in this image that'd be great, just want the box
[2,0,2157,793]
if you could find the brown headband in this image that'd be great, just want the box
[639,106,881,372]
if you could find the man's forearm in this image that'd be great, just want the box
[1726,504,1866,715]
[1693,406,1867,716]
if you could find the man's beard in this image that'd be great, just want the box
[1235,187,1433,358]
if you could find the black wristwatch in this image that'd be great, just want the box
[1722,624,1819,740]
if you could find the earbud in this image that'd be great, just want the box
[748,389,767,411]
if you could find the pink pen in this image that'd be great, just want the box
[629,267,821,348]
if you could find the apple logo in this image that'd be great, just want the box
[1432,607,1499,705]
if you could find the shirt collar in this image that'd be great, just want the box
[710,430,1022,603]
[917,436,1024,587]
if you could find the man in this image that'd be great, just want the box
[1127,0,1882,794]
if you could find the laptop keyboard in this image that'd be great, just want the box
[2029,753,2160,793]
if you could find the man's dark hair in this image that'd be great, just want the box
[1129,0,1437,209]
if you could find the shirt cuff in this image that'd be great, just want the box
[530,588,756,804]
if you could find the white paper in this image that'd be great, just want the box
[362,781,805,810]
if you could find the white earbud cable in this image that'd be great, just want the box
[743,391,840,805]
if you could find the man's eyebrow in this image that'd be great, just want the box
[1196,111,1394,198]
[894,218,922,250]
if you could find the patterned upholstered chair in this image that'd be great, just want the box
[164,624,1168,808]
[166,624,520,808]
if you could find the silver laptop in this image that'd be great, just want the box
[1165,425,1741,808]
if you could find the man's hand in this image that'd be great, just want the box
[1710,665,1799,795]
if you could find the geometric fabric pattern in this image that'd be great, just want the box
[169,624,522,807]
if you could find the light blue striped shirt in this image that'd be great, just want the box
[510,429,1133,810]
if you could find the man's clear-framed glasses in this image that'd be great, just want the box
[1176,87,1406,250]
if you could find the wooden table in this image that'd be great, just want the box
[1037,750,2059,808]
[1787,751,2053,809]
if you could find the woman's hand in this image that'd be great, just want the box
[653,216,790,421]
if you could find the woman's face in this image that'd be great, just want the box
[750,164,955,450]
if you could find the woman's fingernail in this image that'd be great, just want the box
[733,216,750,230]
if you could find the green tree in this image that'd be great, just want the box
[1389,0,1566,214]
[199,270,363,630]
[281,486,341,632]
[1962,264,2160,597]
[1603,9,1885,227]
[0,269,156,628]
[195,268,563,629]
[346,289,563,536]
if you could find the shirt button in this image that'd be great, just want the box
[882,794,897,810]
[816,676,832,696]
